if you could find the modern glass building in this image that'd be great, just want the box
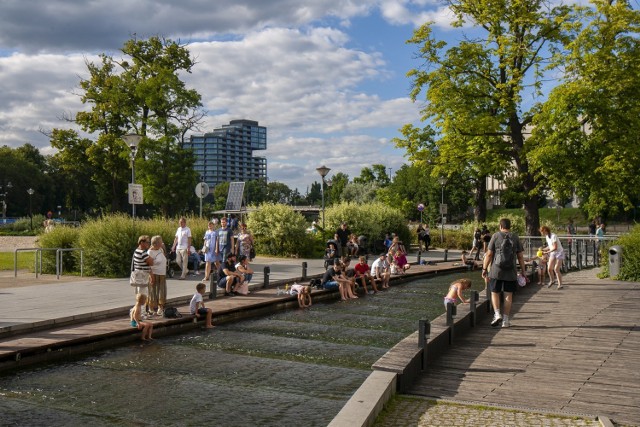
[186,119,267,188]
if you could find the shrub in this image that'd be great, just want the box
[322,202,411,251]
[248,203,313,257]
[602,225,640,281]
[37,225,82,274]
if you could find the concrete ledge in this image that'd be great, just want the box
[328,370,397,427]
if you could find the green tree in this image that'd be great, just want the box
[530,0,640,220]
[326,172,349,206]
[341,182,379,204]
[266,181,293,204]
[405,0,577,235]
[353,164,391,186]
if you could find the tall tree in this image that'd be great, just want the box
[406,0,577,234]
[530,0,640,219]
[326,172,349,206]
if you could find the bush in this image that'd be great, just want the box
[37,225,82,274]
[248,203,313,257]
[322,202,411,251]
[602,225,640,281]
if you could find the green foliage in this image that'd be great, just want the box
[323,202,411,247]
[247,203,313,257]
[37,225,82,274]
[603,225,640,281]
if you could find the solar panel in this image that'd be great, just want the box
[225,182,245,211]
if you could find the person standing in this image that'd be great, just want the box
[335,222,351,256]
[540,225,565,289]
[132,235,153,316]
[202,220,219,281]
[481,218,527,328]
[171,217,192,280]
[148,235,167,316]
[216,217,235,264]
[236,223,254,260]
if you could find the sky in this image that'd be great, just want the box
[0,0,459,192]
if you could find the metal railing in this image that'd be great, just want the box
[13,247,84,279]
[520,234,616,271]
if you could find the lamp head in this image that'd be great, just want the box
[122,134,142,151]
[316,165,331,178]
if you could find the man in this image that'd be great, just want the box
[216,217,235,263]
[171,217,192,280]
[321,260,355,300]
[371,252,390,289]
[481,218,527,328]
[335,222,351,256]
[218,253,244,296]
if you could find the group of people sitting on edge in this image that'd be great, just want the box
[386,236,411,275]
[322,253,392,301]
[216,252,255,296]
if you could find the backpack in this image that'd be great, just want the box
[164,307,182,319]
[494,232,515,269]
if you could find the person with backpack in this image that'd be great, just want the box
[481,218,527,328]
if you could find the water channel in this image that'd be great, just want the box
[0,270,483,426]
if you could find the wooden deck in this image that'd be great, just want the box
[408,269,640,426]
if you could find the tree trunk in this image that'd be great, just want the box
[474,177,487,222]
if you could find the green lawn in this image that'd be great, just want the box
[0,251,36,271]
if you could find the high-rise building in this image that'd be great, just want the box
[186,119,267,188]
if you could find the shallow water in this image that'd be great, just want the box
[0,271,483,426]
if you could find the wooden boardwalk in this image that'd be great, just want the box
[408,269,640,426]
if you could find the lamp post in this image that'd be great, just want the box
[316,165,331,237]
[0,181,12,222]
[123,134,142,218]
[27,188,34,230]
[438,177,448,244]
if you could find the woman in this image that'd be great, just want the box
[540,225,564,289]
[148,235,167,316]
[202,220,219,281]
[236,223,254,260]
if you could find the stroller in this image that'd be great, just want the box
[323,239,342,269]
[166,248,177,278]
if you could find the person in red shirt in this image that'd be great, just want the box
[354,256,379,294]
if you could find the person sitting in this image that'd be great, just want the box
[371,253,391,289]
[354,256,378,294]
[188,245,203,275]
[346,234,359,258]
[217,253,244,296]
[234,254,254,295]
[322,260,357,301]
[461,250,480,270]
[394,244,411,274]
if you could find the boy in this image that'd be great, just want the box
[354,256,378,294]
[190,282,214,328]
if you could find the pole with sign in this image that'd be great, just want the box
[417,203,425,224]
[195,182,209,218]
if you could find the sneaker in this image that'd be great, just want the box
[546,280,554,288]
[556,284,563,290]
[502,317,511,328]
[491,312,502,327]
[156,309,164,317]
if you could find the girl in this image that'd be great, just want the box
[130,293,154,341]
[290,283,312,308]
[534,247,549,286]
[443,278,471,308]
[540,225,564,289]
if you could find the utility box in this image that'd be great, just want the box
[609,245,623,277]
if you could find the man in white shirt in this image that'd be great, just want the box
[171,217,192,280]
[371,253,390,289]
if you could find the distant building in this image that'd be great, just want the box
[186,119,267,188]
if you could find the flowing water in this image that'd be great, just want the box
[0,271,483,426]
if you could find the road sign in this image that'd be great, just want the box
[417,203,425,212]
[128,184,143,205]
[195,182,210,198]
[439,203,447,215]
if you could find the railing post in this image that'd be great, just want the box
[417,250,421,265]
[263,266,270,288]
[301,262,307,279]
[446,302,456,344]
[209,273,217,299]
[418,319,431,371]
[443,248,448,262]
[470,291,479,327]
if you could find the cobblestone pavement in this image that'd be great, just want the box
[374,396,606,427]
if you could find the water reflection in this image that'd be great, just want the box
[0,271,482,426]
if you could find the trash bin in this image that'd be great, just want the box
[609,245,622,277]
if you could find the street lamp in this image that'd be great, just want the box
[1,181,13,222]
[27,188,34,230]
[438,176,448,244]
[122,134,142,218]
[316,165,331,237]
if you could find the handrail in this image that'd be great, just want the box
[56,248,84,279]
[13,248,40,278]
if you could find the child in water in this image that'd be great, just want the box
[130,293,154,341]
[443,278,471,308]
[290,283,312,308]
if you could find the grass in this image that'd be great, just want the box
[486,207,587,227]
[0,251,36,271]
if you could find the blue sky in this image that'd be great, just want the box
[0,0,460,191]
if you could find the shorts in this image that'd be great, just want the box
[323,281,339,290]
[135,286,149,296]
[130,320,138,328]
[444,297,457,308]
[549,250,565,260]
[489,279,517,293]
[197,307,209,317]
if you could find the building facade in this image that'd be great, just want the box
[185,119,267,188]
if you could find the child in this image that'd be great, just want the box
[290,283,312,308]
[461,251,479,269]
[130,293,154,341]
[534,247,549,285]
[190,282,214,328]
[443,278,472,308]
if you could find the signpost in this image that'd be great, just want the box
[195,182,210,218]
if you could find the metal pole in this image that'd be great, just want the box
[131,157,136,218]
[302,262,307,279]
[321,178,325,237]
[440,184,445,244]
